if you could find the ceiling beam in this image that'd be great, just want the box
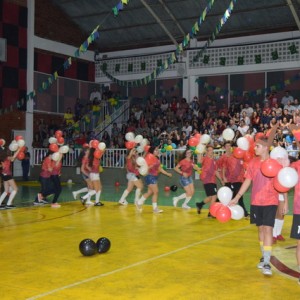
[286,0,300,31]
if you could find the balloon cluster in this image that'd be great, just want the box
[265,146,299,192]
[187,133,210,154]
[125,132,150,153]
[8,136,27,160]
[161,143,177,153]
[232,134,255,169]
[209,186,244,223]
[79,237,111,257]
[88,139,106,159]
[48,130,70,161]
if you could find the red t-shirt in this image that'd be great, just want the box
[223,155,244,183]
[148,157,161,176]
[291,160,300,214]
[51,161,62,176]
[178,158,194,177]
[127,158,139,175]
[2,159,12,176]
[245,157,278,206]
[81,156,89,174]
[40,156,52,178]
[200,156,217,184]
[90,157,100,173]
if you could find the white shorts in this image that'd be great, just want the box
[126,172,138,182]
[89,172,100,181]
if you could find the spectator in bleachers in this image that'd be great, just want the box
[121,124,128,135]
[89,87,101,102]
[281,90,294,107]
[182,121,193,138]
[269,91,278,108]
[279,117,292,136]
[160,98,169,112]
[284,100,296,115]
[74,132,87,148]
[101,131,111,146]
[261,110,271,125]
[134,105,143,121]
[241,103,254,118]
[228,118,238,131]
[64,107,75,126]
[74,98,84,121]
[111,123,120,139]
[251,111,261,130]
[241,111,251,126]
[294,98,300,110]
[286,140,299,159]
[237,119,249,136]
[169,97,178,114]
[32,133,43,148]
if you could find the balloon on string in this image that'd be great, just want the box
[17,151,25,160]
[270,146,288,160]
[136,145,144,153]
[273,176,290,193]
[98,142,106,151]
[90,139,99,149]
[188,137,198,147]
[134,135,143,144]
[55,130,63,138]
[9,141,19,152]
[255,132,265,141]
[229,205,244,220]
[59,145,69,154]
[171,143,177,149]
[144,145,150,153]
[16,139,25,148]
[222,128,235,141]
[196,143,206,154]
[243,151,253,162]
[193,133,201,142]
[48,137,57,144]
[140,138,148,147]
[0,139,6,147]
[170,185,178,192]
[166,145,173,151]
[233,147,245,159]
[139,164,149,176]
[57,136,65,145]
[217,186,233,205]
[216,206,231,223]
[125,141,136,149]
[260,158,282,177]
[125,132,135,142]
[15,135,24,141]
[164,186,170,192]
[49,143,59,152]
[83,143,89,148]
[200,134,211,145]
[93,149,103,159]
[145,153,157,165]
[79,239,97,256]
[277,167,298,188]
[136,156,147,166]
[51,152,60,162]
[96,237,111,254]
[237,137,250,151]
[209,202,224,217]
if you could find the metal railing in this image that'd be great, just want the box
[32,148,226,169]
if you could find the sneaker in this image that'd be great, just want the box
[94,202,104,206]
[276,235,285,241]
[135,201,143,211]
[207,212,215,218]
[80,196,86,205]
[85,201,94,206]
[244,213,250,220]
[257,257,264,269]
[0,205,6,210]
[262,264,272,276]
[196,202,204,214]
[173,197,179,207]
[51,203,61,208]
[119,199,128,206]
[72,191,77,200]
[6,205,16,209]
[153,207,163,213]
[272,237,277,244]
[182,204,191,209]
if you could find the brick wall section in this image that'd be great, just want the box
[35,0,87,48]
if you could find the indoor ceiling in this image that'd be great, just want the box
[50,0,300,54]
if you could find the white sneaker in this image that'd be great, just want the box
[262,264,272,276]
[173,197,179,207]
[153,207,163,213]
[257,257,264,269]
[85,201,94,206]
[135,200,143,211]
[119,199,128,206]
[182,204,191,209]
[72,191,77,200]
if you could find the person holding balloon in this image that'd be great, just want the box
[173,148,201,209]
[0,147,21,209]
[136,146,172,213]
[118,148,143,206]
[196,145,224,217]
[49,152,63,208]
[228,124,281,276]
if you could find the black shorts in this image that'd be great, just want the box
[2,175,13,181]
[290,214,300,240]
[204,183,217,197]
[250,205,277,227]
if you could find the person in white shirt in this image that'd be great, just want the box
[281,90,293,107]
[284,101,295,115]
[181,121,193,137]
[237,119,249,136]
[90,88,101,102]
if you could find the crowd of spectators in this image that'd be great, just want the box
[32,90,300,160]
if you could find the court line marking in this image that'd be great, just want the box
[26,225,251,300]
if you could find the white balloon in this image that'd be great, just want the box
[196,143,206,154]
[48,137,57,144]
[59,145,69,154]
[136,156,147,166]
[140,138,148,147]
[200,134,210,145]
[136,146,144,153]
[237,137,249,151]
[98,142,106,151]
[9,142,18,152]
[51,152,60,161]
[270,146,288,159]
[217,186,233,205]
[229,205,244,220]
[139,165,149,176]
[134,135,143,144]
[222,128,235,141]
[17,139,25,147]
[277,167,299,188]
[125,132,135,142]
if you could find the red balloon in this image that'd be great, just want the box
[55,130,63,138]
[49,143,59,152]
[144,145,150,153]
[164,186,170,192]
[216,206,231,223]
[90,140,99,149]
[57,136,65,145]
[194,133,201,143]
[15,135,24,141]
[83,143,89,148]
[273,176,290,193]
[145,153,157,165]
[243,151,253,162]
[125,141,136,149]
[93,149,102,159]
[17,151,25,160]
[188,137,198,147]
[255,132,265,141]
[115,182,120,187]
[260,158,282,177]
[209,202,224,217]
[233,147,245,159]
